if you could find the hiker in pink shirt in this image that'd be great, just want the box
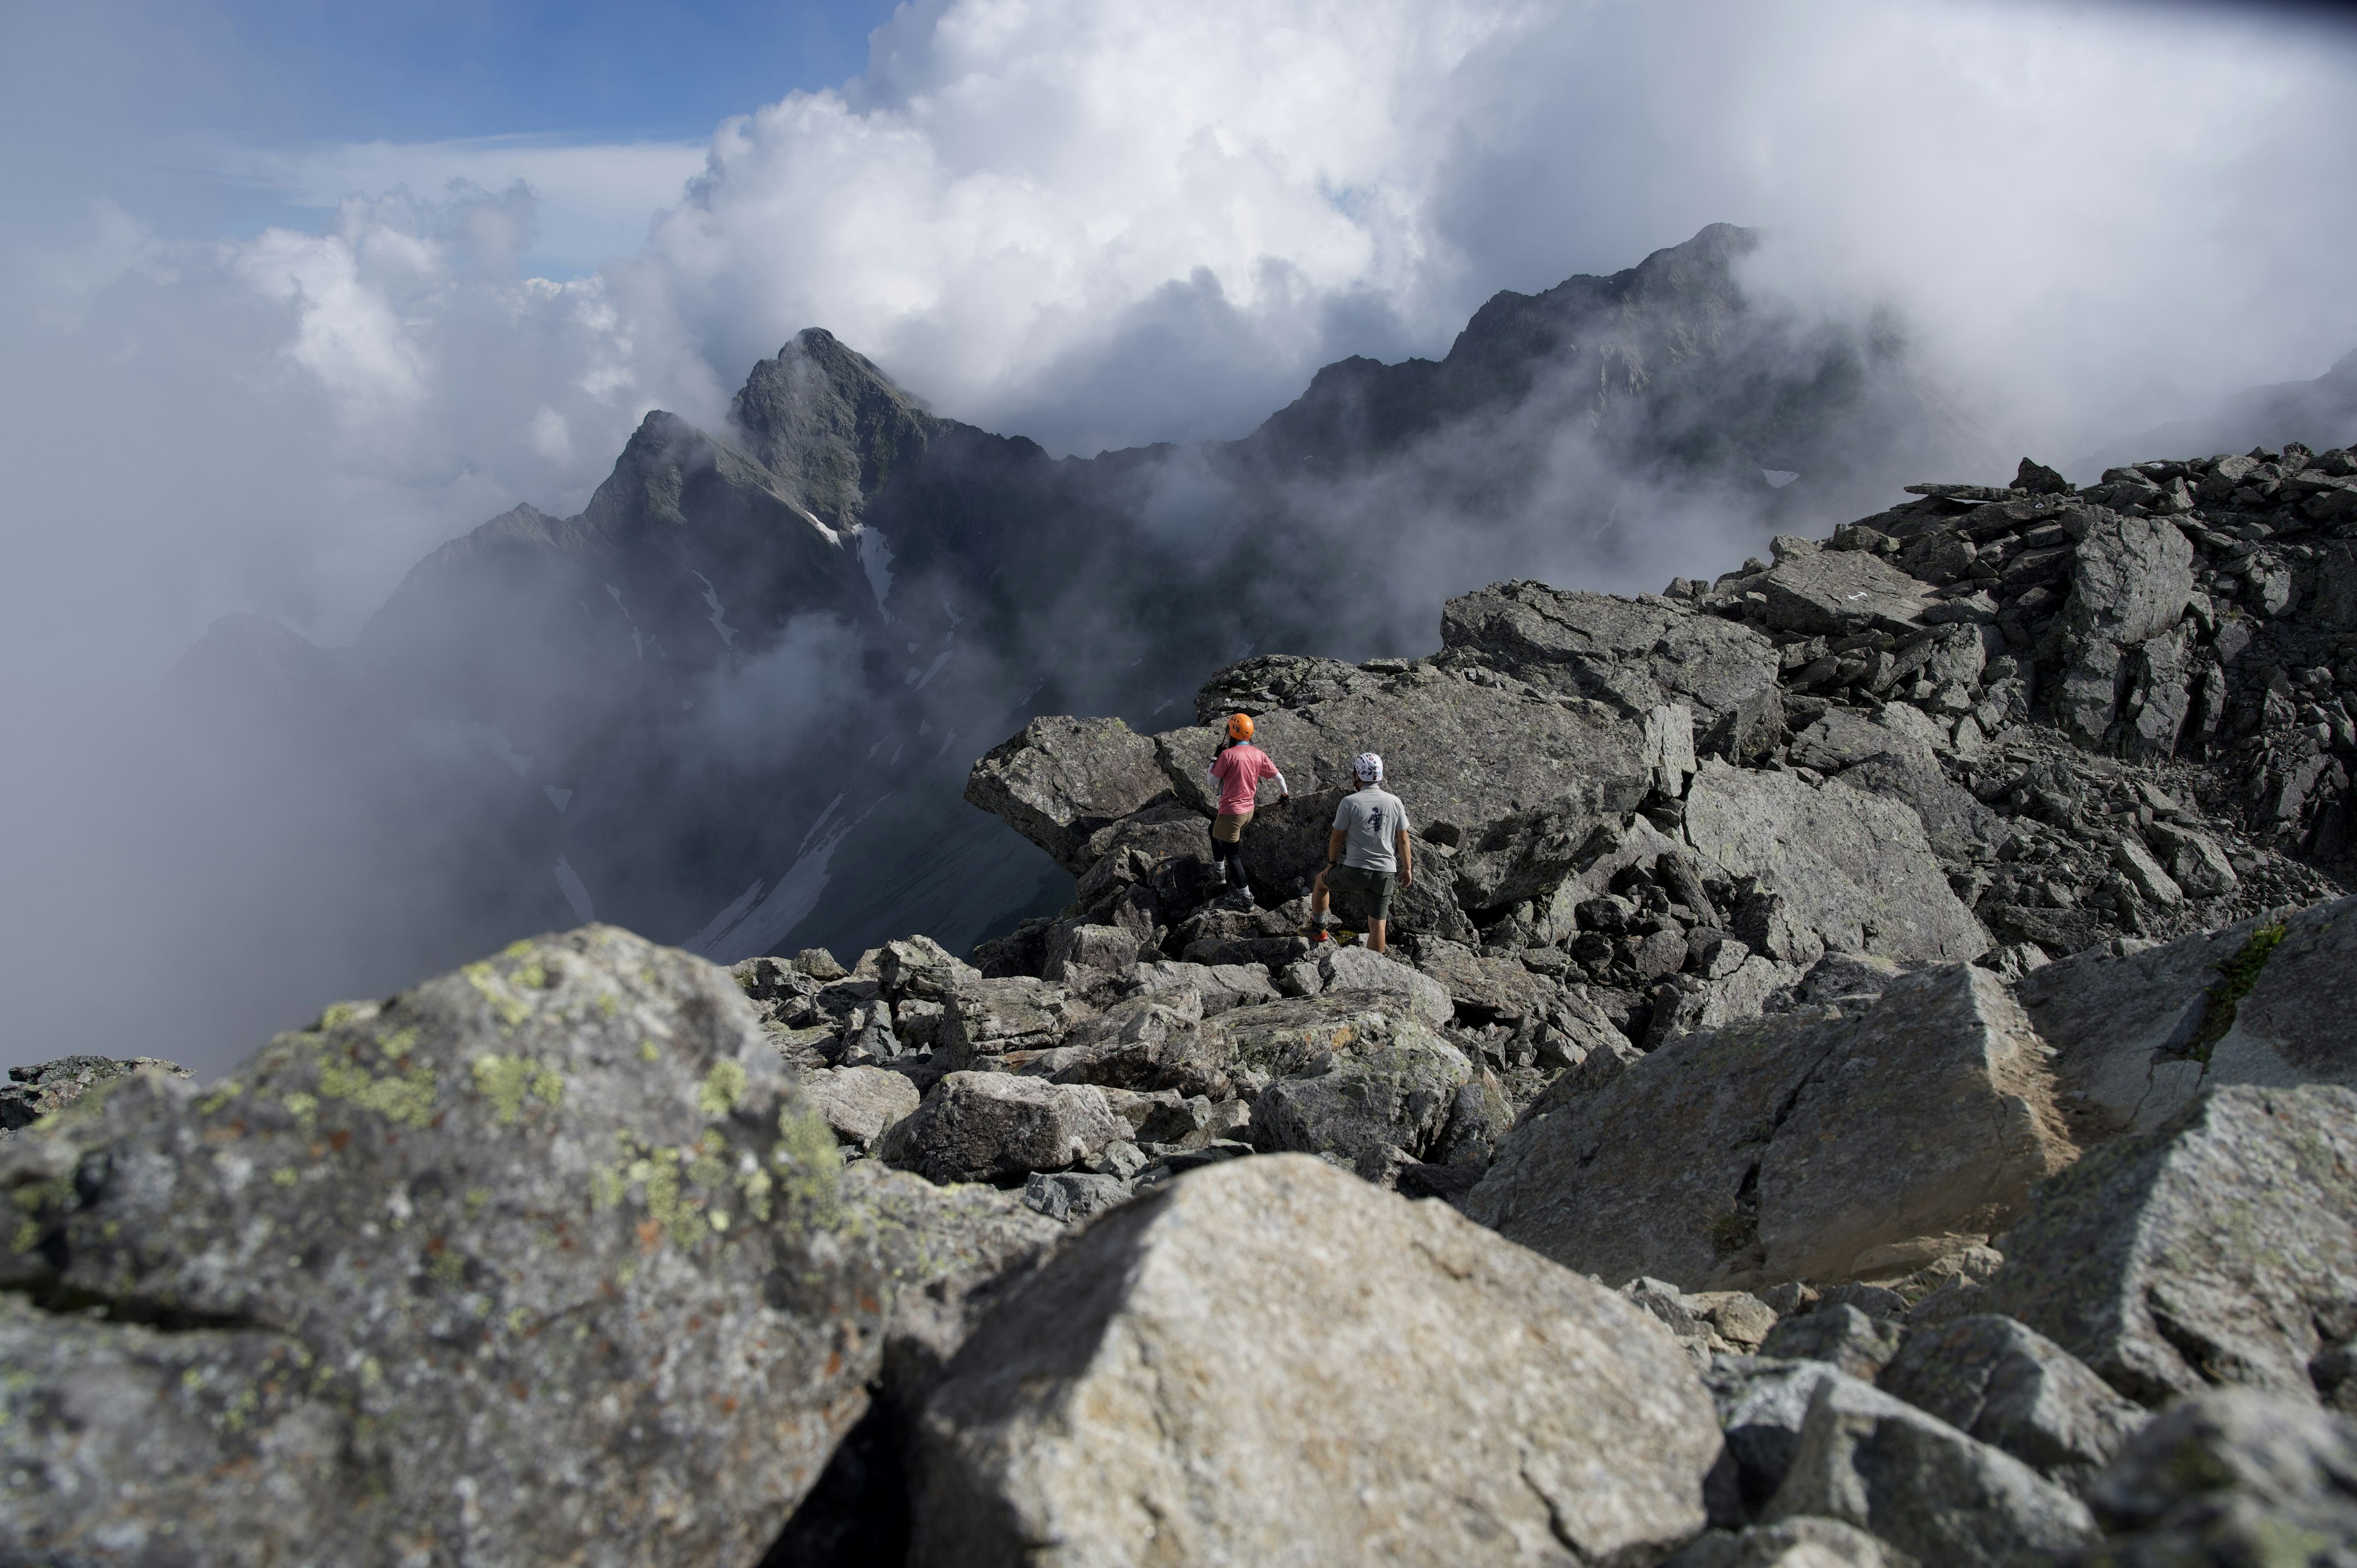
[1207,712,1288,903]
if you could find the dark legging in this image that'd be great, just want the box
[1209,828,1247,887]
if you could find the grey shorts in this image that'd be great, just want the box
[1324,862,1397,922]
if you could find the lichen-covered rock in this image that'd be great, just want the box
[1764,1372,2096,1565]
[2075,1388,2357,1562]
[881,1071,1124,1185]
[1683,762,1990,965]
[910,1155,1722,1566]
[1877,1315,2148,1494]
[0,925,877,1568]
[0,1054,191,1135]
[964,715,1175,873]
[1979,1084,2357,1408]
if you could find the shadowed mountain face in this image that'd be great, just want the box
[152,225,1997,1071]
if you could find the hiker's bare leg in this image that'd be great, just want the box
[1309,870,1331,924]
[1368,917,1387,954]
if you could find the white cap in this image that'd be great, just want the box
[1353,751,1384,782]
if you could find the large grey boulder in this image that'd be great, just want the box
[2201,894,2357,1092]
[2011,917,2262,1144]
[1440,582,1781,722]
[1248,1029,1474,1178]
[965,715,1175,873]
[0,926,878,1568]
[1315,944,1454,1025]
[1764,1373,2096,1564]
[2046,511,2196,745]
[1877,1315,2148,1494]
[1466,1006,1849,1291]
[910,1155,1723,1566]
[2079,1388,2357,1561]
[1181,666,1651,908]
[1471,965,2072,1291]
[1980,1084,2357,1407]
[935,975,1093,1068]
[1015,991,1207,1089]
[1757,1305,1905,1381]
[882,1072,1124,1185]
[802,1064,922,1153]
[1683,762,1989,965]
[1757,964,2076,1283]
[1757,550,1933,636]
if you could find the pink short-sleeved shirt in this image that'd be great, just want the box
[1209,743,1284,816]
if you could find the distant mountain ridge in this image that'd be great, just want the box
[156,223,2002,1071]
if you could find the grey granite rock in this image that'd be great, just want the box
[965,715,1175,873]
[1684,762,1989,965]
[1980,1084,2357,1407]
[882,1072,1124,1185]
[0,926,878,1568]
[1878,1315,2148,1494]
[1758,1305,1905,1381]
[802,1064,923,1153]
[2075,1388,2357,1562]
[1765,1372,2096,1565]
[1757,964,2075,1284]
[910,1155,1722,1566]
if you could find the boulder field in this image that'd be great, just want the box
[6,445,2357,1564]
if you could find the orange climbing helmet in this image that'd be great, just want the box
[1226,713,1255,741]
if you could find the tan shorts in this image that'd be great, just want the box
[1211,810,1253,843]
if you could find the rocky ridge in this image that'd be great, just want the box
[6,439,2357,1564]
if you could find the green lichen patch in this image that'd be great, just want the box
[315,1054,438,1129]
[697,1060,749,1118]
[2193,921,2289,1063]
[462,963,535,1030]
[470,1054,566,1124]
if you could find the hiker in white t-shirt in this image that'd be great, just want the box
[1306,751,1413,954]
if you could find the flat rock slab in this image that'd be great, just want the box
[0,925,878,1568]
[1684,761,1989,964]
[1981,1084,2357,1407]
[1440,582,1781,721]
[911,1154,1722,1566]
[1314,945,1453,1025]
[1757,550,1933,636]
[966,716,1174,873]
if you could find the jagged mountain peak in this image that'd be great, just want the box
[730,326,941,529]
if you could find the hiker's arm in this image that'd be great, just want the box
[1396,830,1414,887]
[1326,828,1346,865]
[1269,765,1288,803]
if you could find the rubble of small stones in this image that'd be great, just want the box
[7,441,2356,1565]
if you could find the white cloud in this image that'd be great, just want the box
[193,134,710,279]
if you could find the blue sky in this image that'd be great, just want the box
[2,0,900,275]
